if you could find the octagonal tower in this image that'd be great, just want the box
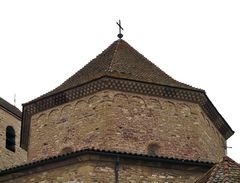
[21,39,234,163]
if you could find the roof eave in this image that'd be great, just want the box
[0,148,214,177]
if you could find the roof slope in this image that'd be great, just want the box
[36,39,200,101]
[196,156,240,183]
[0,97,21,119]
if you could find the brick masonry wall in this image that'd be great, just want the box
[28,90,226,162]
[0,108,27,169]
[0,154,209,183]
[119,161,204,183]
[1,161,115,183]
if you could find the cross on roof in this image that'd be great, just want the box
[116,20,124,39]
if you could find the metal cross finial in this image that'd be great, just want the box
[116,20,124,39]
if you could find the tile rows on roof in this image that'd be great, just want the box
[196,156,240,183]
[0,97,21,119]
[30,39,201,103]
[0,148,213,176]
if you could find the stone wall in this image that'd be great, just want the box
[0,108,27,169]
[1,161,115,183]
[0,154,209,183]
[28,90,226,162]
[119,161,204,183]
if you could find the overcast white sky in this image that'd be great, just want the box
[0,1,239,163]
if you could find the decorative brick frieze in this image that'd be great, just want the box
[21,77,233,150]
[25,90,225,163]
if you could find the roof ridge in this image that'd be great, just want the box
[108,39,121,72]
[112,39,197,89]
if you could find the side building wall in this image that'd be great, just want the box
[0,108,27,169]
[0,154,211,183]
[28,90,226,163]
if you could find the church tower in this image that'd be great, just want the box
[0,98,26,169]
[0,38,233,182]
[20,39,233,165]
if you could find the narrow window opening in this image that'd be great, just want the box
[6,126,16,152]
[60,147,73,155]
[147,143,159,156]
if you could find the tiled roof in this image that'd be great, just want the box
[0,148,213,176]
[0,97,21,119]
[33,39,201,102]
[195,156,240,183]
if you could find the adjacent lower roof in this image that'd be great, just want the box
[0,97,21,119]
[0,148,213,176]
[196,156,240,182]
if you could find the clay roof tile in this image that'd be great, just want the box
[0,97,21,119]
[32,39,201,102]
[195,156,240,183]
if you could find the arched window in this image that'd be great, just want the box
[6,126,16,152]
